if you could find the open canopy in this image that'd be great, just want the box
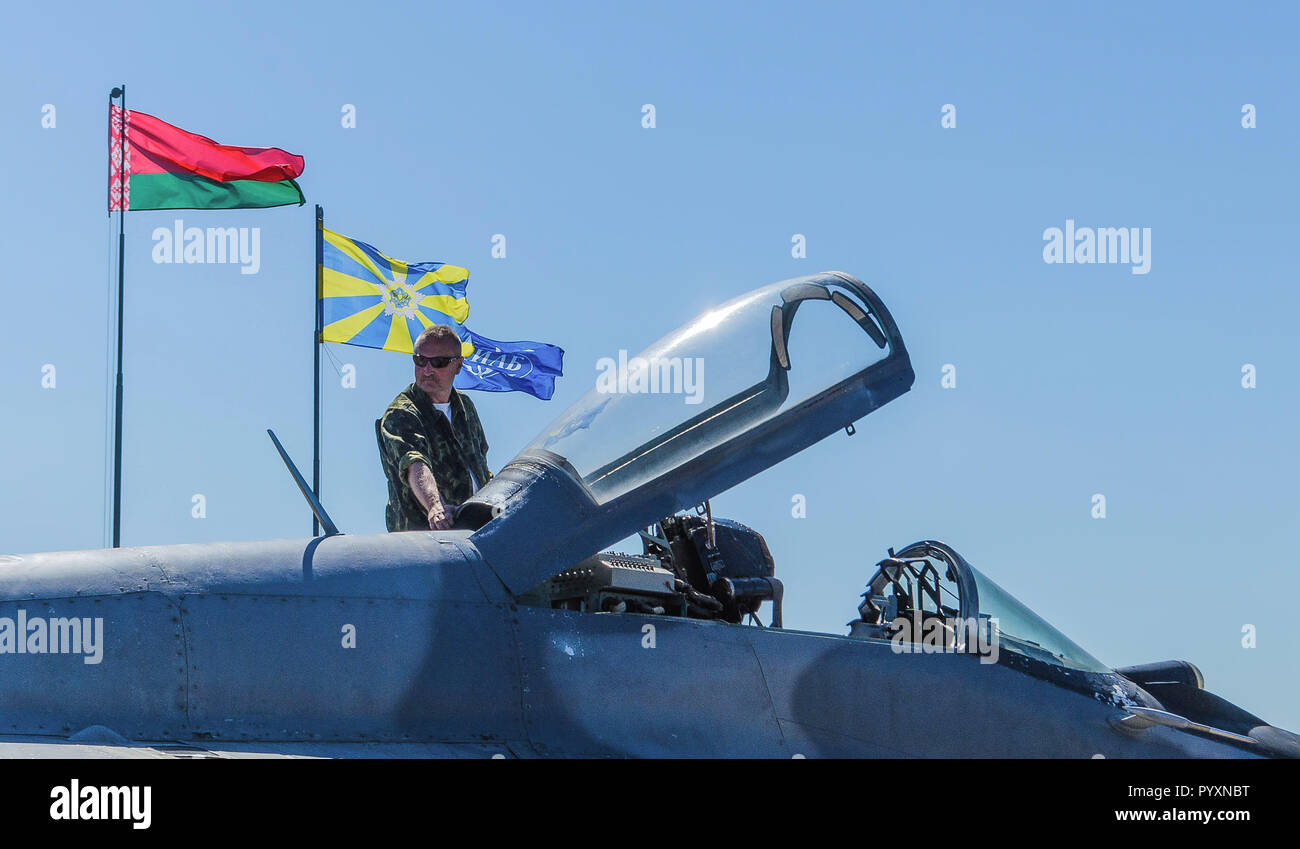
[464,272,915,594]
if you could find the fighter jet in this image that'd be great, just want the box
[1,272,1294,758]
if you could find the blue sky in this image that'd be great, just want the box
[2,2,1297,731]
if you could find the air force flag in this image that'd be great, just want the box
[454,329,564,400]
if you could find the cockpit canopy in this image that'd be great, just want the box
[463,272,915,594]
[527,274,899,504]
[855,541,1110,674]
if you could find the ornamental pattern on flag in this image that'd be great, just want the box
[108,106,131,210]
[318,228,472,355]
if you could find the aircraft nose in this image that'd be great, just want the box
[1250,725,1300,758]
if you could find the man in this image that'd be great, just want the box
[378,325,492,531]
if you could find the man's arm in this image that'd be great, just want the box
[405,461,453,530]
[380,408,451,530]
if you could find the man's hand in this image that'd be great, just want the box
[426,501,453,530]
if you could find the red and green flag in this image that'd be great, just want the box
[108,107,305,211]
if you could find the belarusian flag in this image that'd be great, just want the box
[109,106,304,211]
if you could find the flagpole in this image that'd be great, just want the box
[313,204,323,536]
[110,84,126,548]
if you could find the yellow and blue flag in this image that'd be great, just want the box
[318,228,472,356]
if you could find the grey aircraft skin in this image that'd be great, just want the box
[1,272,1295,759]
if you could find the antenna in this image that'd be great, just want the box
[267,429,340,536]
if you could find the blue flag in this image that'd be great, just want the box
[454,329,564,400]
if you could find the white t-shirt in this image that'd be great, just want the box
[434,402,479,490]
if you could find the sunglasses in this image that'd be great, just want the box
[413,353,462,369]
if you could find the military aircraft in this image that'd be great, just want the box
[1,271,1295,758]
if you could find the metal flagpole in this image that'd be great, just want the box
[313,205,323,536]
[110,84,126,548]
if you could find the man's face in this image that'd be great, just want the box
[413,336,463,401]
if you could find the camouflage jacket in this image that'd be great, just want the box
[378,384,492,531]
